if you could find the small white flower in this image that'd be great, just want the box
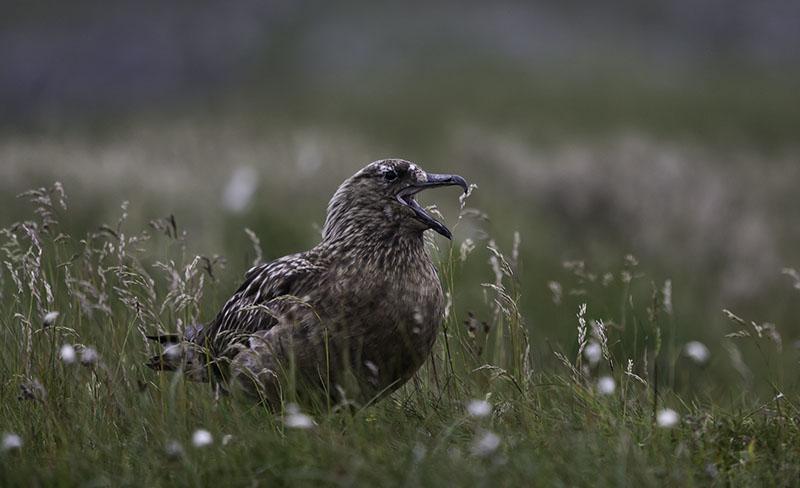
[192,429,213,448]
[471,430,501,457]
[597,376,616,395]
[80,347,98,366]
[1,433,22,451]
[285,413,315,429]
[165,440,184,459]
[466,399,492,418]
[284,403,315,429]
[222,434,234,446]
[43,311,60,327]
[683,341,710,365]
[222,166,258,213]
[584,342,602,366]
[60,344,77,364]
[656,408,680,428]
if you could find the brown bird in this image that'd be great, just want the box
[148,159,468,409]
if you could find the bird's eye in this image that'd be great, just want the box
[383,169,398,181]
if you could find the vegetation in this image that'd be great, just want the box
[1,173,799,486]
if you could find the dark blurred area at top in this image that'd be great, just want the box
[2,0,800,144]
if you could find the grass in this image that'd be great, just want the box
[1,179,799,487]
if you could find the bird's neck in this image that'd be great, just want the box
[320,220,432,271]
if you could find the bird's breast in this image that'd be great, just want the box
[321,254,444,350]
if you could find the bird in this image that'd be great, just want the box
[147,159,468,409]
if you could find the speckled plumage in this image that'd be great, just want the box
[148,159,467,408]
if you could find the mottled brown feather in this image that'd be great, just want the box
[149,159,463,409]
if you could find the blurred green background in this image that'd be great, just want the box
[2,0,799,394]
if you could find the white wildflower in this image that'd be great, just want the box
[683,341,710,365]
[192,429,213,448]
[597,376,616,395]
[1,433,22,452]
[60,344,77,364]
[470,430,501,457]
[222,434,234,446]
[466,399,492,418]
[165,440,184,459]
[656,408,680,428]
[43,311,59,326]
[80,347,98,366]
[583,342,602,366]
[592,320,608,351]
[284,403,315,429]
[222,166,258,213]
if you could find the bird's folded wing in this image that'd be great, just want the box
[199,253,324,354]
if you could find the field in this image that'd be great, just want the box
[1,110,799,487]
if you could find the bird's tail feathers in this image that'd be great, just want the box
[145,325,209,382]
[145,332,182,344]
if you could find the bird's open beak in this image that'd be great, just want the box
[396,173,469,239]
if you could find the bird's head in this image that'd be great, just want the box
[323,159,468,242]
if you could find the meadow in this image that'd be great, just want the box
[1,115,799,487]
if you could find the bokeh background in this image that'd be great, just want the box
[2,0,799,392]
